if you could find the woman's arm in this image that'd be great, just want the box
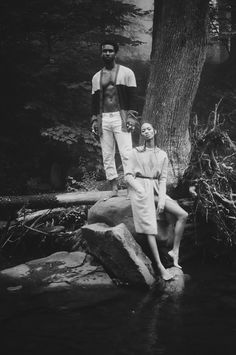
[125,150,145,195]
[125,174,145,195]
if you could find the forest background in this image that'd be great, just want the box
[0,0,236,264]
[0,0,235,195]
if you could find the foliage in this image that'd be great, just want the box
[41,124,104,179]
[0,0,147,47]
[0,0,148,193]
[209,0,235,47]
[0,206,88,262]
[184,101,236,248]
[193,0,236,144]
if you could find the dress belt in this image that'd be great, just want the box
[135,172,158,180]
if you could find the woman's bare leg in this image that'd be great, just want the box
[164,199,188,269]
[147,234,174,281]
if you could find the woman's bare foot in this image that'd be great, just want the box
[159,265,175,281]
[168,250,182,269]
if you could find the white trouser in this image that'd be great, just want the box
[100,112,132,181]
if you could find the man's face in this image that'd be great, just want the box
[101,44,116,64]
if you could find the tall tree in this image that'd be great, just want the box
[142,0,210,185]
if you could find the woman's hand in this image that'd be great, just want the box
[189,185,197,198]
[136,186,145,196]
[125,174,145,196]
[157,202,164,215]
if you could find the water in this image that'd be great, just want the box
[0,262,235,355]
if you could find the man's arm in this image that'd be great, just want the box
[91,74,100,134]
[127,68,137,111]
[126,68,139,132]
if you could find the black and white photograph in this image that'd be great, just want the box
[0,1,235,354]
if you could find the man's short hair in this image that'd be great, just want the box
[100,40,119,53]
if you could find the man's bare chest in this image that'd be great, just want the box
[101,68,117,88]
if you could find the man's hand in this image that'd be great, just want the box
[126,110,139,133]
[126,119,136,133]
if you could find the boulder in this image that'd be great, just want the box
[88,196,135,232]
[82,222,155,287]
[87,196,174,245]
[0,251,114,293]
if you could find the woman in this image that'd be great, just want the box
[125,122,188,281]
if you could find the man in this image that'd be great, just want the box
[91,40,138,196]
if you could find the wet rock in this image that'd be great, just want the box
[161,267,185,295]
[1,264,30,278]
[0,251,114,293]
[82,222,155,287]
[7,285,23,292]
[153,267,191,296]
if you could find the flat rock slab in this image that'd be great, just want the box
[82,222,155,287]
[0,251,114,294]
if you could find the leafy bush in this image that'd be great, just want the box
[41,124,104,180]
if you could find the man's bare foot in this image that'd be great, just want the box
[103,179,119,201]
[110,179,118,197]
[110,189,118,197]
[168,250,182,269]
[103,189,118,201]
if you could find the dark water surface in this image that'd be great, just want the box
[0,263,236,355]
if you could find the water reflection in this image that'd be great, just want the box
[115,286,184,355]
[0,264,235,355]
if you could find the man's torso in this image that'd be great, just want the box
[101,65,119,113]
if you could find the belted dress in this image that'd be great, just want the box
[126,146,171,235]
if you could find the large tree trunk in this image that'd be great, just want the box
[229,0,236,62]
[143,0,209,186]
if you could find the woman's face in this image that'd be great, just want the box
[141,123,155,141]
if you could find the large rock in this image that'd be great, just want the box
[82,222,155,287]
[87,196,174,245]
[0,251,114,293]
[88,195,135,232]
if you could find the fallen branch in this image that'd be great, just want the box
[17,208,66,223]
[213,191,236,207]
[0,189,127,213]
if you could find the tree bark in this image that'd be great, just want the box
[229,0,236,61]
[143,0,209,186]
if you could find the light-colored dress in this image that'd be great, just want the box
[126,146,170,235]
